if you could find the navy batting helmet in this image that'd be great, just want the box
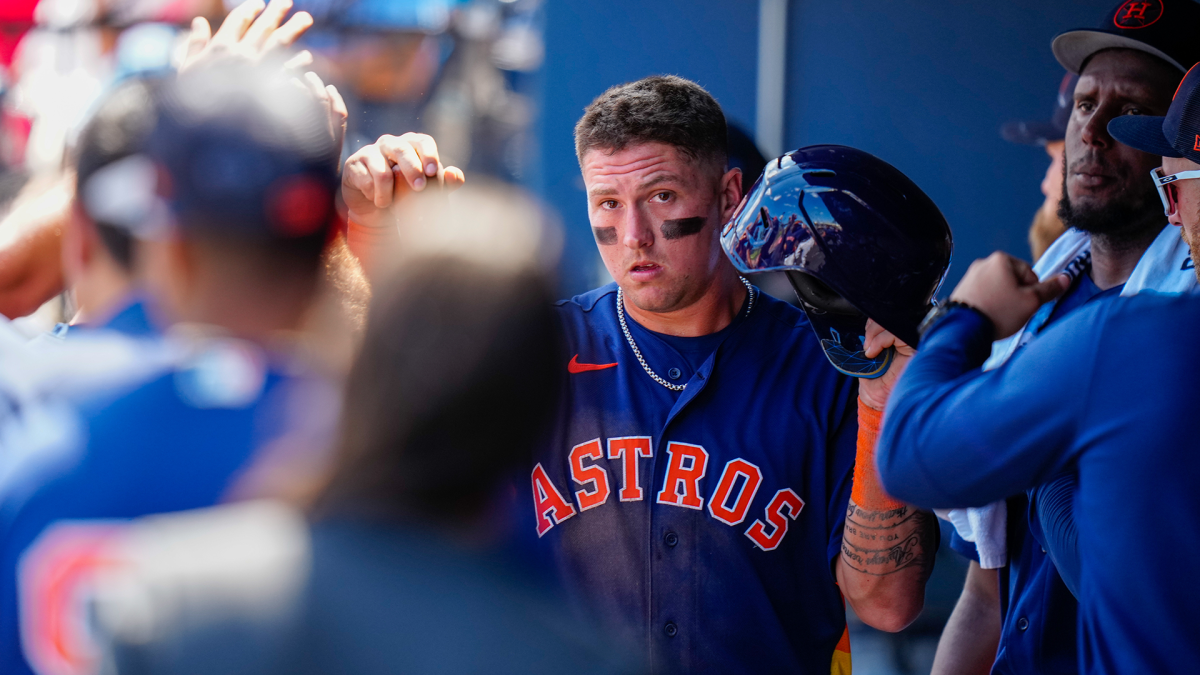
[721,145,952,378]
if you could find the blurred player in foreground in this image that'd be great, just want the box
[878,60,1200,674]
[931,2,1200,674]
[83,186,637,675]
[0,59,345,675]
[1001,72,1076,262]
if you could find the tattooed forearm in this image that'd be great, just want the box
[841,501,937,577]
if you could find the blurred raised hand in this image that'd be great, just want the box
[296,71,348,161]
[180,0,314,73]
[341,133,466,230]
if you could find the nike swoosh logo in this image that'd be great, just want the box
[568,355,618,374]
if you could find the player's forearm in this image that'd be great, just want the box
[930,562,1000,675]
[879,306,1086,508]
[837,502,937,631]
[345,217,397,279]
[0,193,69,318]
[878,307,1026,507]
[837,398,936,632]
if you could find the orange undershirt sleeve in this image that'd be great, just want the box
[850,398,906,512]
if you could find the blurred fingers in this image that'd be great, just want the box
[243,0,292,48]
[301,70,327,103]
[443,166,466,190]
[1032,273,1071,305]
[263,11,313,53]
[379,136,429,192]
[327,84,348,153]
[210,0,264,46]
[863,319,888,358]
[184,17,211,63]
[326,84,348,123]
[401,133,443,179]
[282,49,313,70]
[365,146,397,209]
[343,159,373,204]
[1012,258,1039,287]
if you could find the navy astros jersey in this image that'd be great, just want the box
[881,296,1200,675]
[948,497,1077,675]
[529,283,858,675]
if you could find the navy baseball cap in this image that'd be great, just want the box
[1109,63,1200,162]
[1052,0,1200,74]
[146,64,341,244]
[1001,72,1078,146]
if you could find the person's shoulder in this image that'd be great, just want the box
[90,502,311,675]
[1102,291,1200,333]
[553,283,621,339]
[0,336,178,505]
[81,336,285,439]
[733,290,853,399]
[745,289,826,355]
[554,282,618,315]
[753,289,812,331]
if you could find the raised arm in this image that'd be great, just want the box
[0,176,72,318]
[341,134,465,274]
[834,320,937,632]
[877,252,1086,508]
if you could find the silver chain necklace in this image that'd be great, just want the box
[617,277,756,392]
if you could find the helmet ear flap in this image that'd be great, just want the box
[785,271,862,317]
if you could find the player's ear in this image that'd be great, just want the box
[719,166,743,223]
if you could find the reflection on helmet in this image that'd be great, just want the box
[721,144,952,377]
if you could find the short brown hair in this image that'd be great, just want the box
[574,75,727,171]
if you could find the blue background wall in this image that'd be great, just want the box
[537,0,1105,297]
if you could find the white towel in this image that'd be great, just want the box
[940,225,1197,568]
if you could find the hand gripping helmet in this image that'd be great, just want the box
[721,145,952,378]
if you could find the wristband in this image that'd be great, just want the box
[850,398,905,512]
[917,300,996,341]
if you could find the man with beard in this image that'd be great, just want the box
[930,2,1200,675]
[877,57,1200,675]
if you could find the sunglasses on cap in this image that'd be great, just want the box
[1152,166,1200,217]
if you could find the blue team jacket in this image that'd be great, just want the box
[880,297,1200,675]
[0,335,318,675]
[529,284,858,675]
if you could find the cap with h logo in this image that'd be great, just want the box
[1053,0,1200,74]
[1108,62,1200,162]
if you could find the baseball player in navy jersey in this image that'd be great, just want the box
[531,77,941,674]
[878,63,1200,669]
